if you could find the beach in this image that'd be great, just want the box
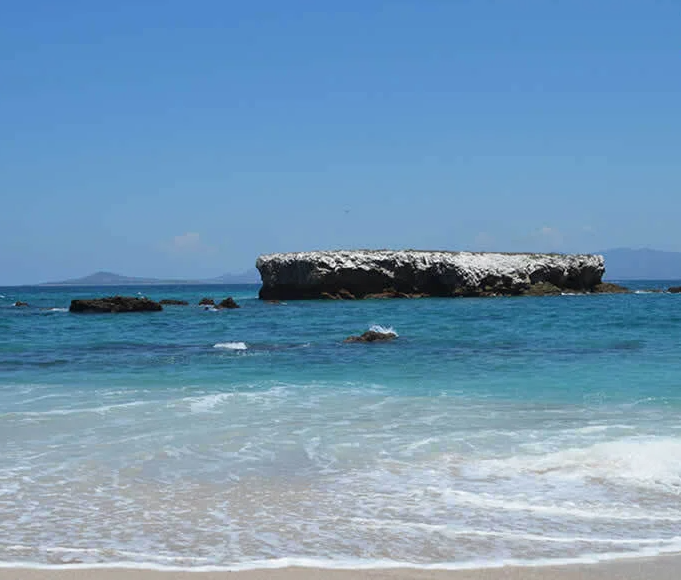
[2,555,681,580]
[5,0,680,575]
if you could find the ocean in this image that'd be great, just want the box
[1,283,680,571]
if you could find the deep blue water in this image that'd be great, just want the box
[1,282,681,569]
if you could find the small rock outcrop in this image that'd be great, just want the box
[216,297,240,309]
[198,297,215,306]
[159,299,189,305]
[344,330,398,343]
[256,250,605,300]
[69,296,163,313]
[14,301,29,307]
[668,286,681,294]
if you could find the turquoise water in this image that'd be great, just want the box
[1,283,681,569]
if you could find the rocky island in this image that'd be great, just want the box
[256,250,610,300]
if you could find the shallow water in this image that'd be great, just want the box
[1,282,681,569]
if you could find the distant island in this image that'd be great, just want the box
[40,269,261,286]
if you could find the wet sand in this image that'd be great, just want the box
[1,555,680,580]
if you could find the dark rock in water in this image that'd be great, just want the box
[216,297,240,309]
[256,250,605,300]
[159,299,189,305]
[199,297,215,306]
[593,283,630,294]
[668,286,681,294]
[521,281,629,296]
[266,299,282,305]
[344,330,398,343]
[69,296,163,313]
[14,301,29,307]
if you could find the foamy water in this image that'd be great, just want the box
[213,341,248,350]
[1,282,681,569]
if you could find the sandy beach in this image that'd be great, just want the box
[2,555,680,580]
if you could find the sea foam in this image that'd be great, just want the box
[470,436,681,494]
[213,342,248,350]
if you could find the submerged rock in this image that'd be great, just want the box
[256,250,605,300]
[159,299,189,305]
[522,282,562,296]
[344,330,398,343]
[321,289,356,300]
[593,283,630,294]
[69,296,163,313]
[216,297,240,309]
[364,288,416,299]
[13,301,29,307]
[198,297,215,306]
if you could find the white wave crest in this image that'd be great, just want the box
[442,489,681,521]
[3,400,149,418]
[188,393,235,413]
[4,541,681,572]
[369,325,398,337]
[48,308,68,313]
[213,342,247,351]
[471,436,681,493]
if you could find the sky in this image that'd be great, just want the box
[1,0,680,284]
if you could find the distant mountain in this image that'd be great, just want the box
[44,271,165,285]
[38,252,681,285]
[204,269,261,284]
[41,269,261,286]
[601,248,681,280]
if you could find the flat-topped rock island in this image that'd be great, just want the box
[256,250,612,300]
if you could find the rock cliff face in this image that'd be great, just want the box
[256,250,605,300]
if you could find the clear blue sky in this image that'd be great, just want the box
[1,0,679,284]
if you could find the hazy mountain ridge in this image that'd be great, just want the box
[36,249,681,286]
[601,248,681,280]
[41,269,261,286]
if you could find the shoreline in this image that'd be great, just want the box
[1,554,680,580]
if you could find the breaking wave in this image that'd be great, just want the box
[369,324,398,336]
